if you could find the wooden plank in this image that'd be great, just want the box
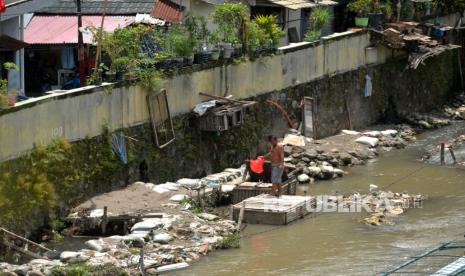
[0,228,51,252]
[1,240,46,260]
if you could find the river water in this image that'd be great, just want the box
[183,123,465,276]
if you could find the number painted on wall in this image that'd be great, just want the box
[51,126,64,138]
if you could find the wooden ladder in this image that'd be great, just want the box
[0,227,51,260]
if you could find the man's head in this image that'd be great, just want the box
[268,135,278,147]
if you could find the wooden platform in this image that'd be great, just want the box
[231,180,297,204]
[232,194,315,225]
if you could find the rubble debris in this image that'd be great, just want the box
[1,211,239,275]
[374,21,460,69]
[443,92,465,120]
[343,190,424,226]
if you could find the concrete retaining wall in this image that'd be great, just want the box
[0,31,397,161]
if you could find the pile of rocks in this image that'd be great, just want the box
[284,147,348,184]
[286,126,416,185]
[0,210,238,275]
[403,113,451,129]
[443,92,465,120]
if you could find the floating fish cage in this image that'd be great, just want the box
[232,194,316,225]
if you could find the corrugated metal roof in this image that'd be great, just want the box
[24,15,135,45]
[265,0,337,10]
[151,0,182,23]
[37,0,154,15]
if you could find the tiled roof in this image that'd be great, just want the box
[37,0,155,15]
[151,0,182,23]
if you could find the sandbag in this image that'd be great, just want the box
[297,174,310,182]
[342,130,360,135]
[85,239,109,252]
[156,262,189,273]
[153,233,173,244]
[355,136,379,147]
[176,178,201,189]
[170,194,189,202]
[152,186,170,194]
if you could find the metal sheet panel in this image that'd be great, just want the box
[24,15,135,44]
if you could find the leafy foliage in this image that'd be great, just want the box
[253,14,284,47]
[184,16,209,50]
[167,25,195,57]
[305,7,331,42]
[218,233,241,249]
[347,0,392,17]
[248,21,268,50]
[211,3,248,44]
[0,62,19,95]
[432,0,465,14]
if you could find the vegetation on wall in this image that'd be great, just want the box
[0,132,123,232]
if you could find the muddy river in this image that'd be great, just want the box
[182,123,465,276]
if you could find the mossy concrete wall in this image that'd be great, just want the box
[115,50,460,184]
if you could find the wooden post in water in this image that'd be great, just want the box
[440,143,445,165]
[102,206,108,235]
[229,205,234,221]
[237,201,246,230]
[449,147,457,164]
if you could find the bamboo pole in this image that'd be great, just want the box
[91,0,108,84]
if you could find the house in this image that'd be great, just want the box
[249,0,338,44]
[152,0,340,45]
[0,0,56,96]
[22,0,155,95]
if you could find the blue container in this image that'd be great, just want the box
[431,27,446,37]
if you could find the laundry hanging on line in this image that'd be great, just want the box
[364,74,373,97]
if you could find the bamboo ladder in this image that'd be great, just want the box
[0,227,51,260]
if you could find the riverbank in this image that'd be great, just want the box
[184,121,465,276]
[0,117,449,275]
